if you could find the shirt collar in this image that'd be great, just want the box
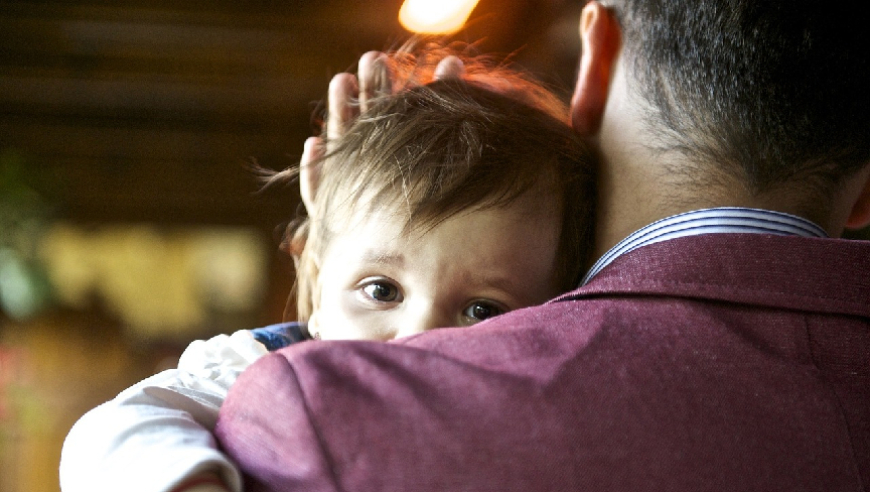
[580,207,828,286]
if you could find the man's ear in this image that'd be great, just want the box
[845,166,870,229]
[571,1,622,136]
[300,137,322,214]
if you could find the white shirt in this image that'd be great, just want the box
[60,329,268,492]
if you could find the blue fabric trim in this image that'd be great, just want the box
[250,322,309,351]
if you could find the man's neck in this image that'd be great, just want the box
[589,62,850,259]
[590,136,845,258]
[592,174,788,259]
[589,76,727,258]
[591,160,741,259]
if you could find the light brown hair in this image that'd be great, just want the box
[270,44,596,321]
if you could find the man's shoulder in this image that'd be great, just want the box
[225,292,867,491]
[220,234,869,492]
[269,234,870,373]
[572,233,870,317]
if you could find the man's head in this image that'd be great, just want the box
[572,0,870,236]
[281,46,596,328]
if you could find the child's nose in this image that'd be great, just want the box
[395,307,454,338]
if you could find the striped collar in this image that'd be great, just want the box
[580,207,828,286]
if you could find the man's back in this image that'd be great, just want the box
[216,233,869,491]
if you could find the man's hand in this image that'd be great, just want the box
[299,51,389,209]
[298,51,465,209]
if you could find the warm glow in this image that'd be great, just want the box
[399,0,481,34]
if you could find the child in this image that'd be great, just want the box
[59,43,596,492]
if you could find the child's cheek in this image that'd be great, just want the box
[319,291,396,341]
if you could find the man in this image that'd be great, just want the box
[214,1,870,490]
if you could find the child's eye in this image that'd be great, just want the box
[361,280,402,303]
[462,301,506,323]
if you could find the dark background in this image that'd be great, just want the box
[0,0,581,227]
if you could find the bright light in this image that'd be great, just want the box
[399,0,481,34]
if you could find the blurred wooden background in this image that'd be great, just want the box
[0,0,579,226]
[0,1,582,490]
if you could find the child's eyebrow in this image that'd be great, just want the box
[360,250,405,267]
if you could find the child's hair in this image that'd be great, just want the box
[270,42,596,322]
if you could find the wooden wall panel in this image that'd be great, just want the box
[0,0,407,225]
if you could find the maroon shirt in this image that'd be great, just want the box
[216,234,870,491]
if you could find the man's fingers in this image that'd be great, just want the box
[326,73,359,145]
[299,137,323,212]
[434,55,466,80]
[328,53,458,142]
[300,136,324,169]
[358,51,393,112]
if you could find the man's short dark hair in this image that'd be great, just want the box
[610,0,870,195]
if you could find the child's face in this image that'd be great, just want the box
[309,191,563,340]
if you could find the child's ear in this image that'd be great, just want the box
[300,137,323,214]
[307,312,321,340]
[283,222,308,263]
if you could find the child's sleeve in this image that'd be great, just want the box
[59,324,306,492]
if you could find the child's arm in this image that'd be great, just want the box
[59,327,300,492]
